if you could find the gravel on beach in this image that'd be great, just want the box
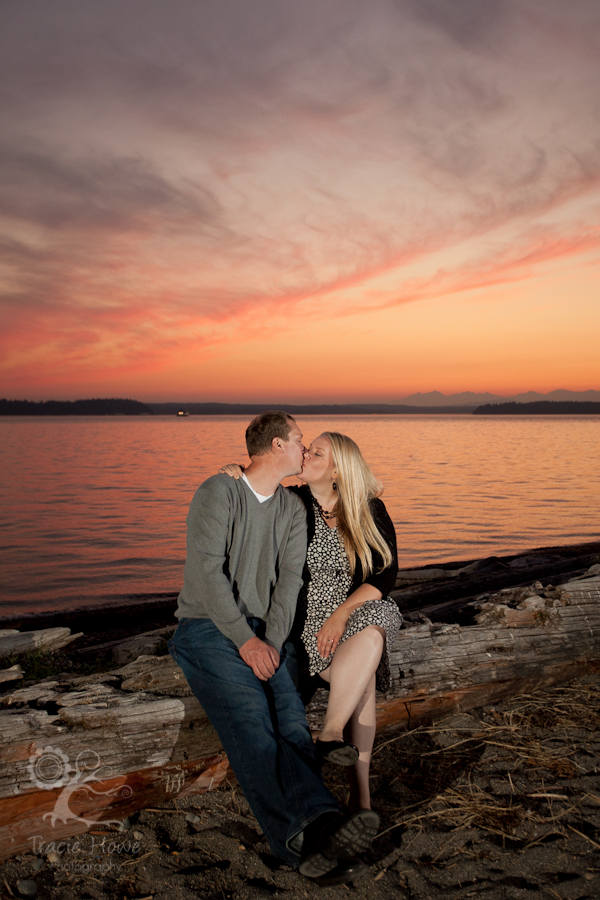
[2,669,599,900]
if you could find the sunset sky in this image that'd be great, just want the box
[1,0,599,402]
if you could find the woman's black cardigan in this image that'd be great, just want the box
[287,484,398,597]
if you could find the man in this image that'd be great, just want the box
[169,411,377,884]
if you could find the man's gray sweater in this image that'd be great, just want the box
[176,475,307,652]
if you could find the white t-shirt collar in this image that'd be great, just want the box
[242,473,275,503]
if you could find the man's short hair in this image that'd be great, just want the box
[245,410,296,457]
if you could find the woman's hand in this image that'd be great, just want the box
[316,607,351,659]
[315,584,383,660]
[218,464,244,479]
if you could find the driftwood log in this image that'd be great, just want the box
[0,628,83,659]
[1,574,599,860]
[0,665,23,685]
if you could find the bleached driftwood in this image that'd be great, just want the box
[0,628,83,659]
[0,665,23,685]
[1,574,599,860]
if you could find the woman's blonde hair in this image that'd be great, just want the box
[322,432,393,578]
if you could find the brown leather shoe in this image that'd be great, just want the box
[298,809,379,878]
[310,856,368,885]
[323,809,379,858]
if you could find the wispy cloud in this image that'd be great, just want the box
[1,0,599,395]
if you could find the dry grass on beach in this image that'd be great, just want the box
[2,671,600,900]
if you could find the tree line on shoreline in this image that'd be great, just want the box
[473,401,600,415]
[2,398,600,416]
[0,398,153,415]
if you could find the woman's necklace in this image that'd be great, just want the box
[310,492,337,522]
[320,507,337,521]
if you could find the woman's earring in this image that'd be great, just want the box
[332,481,337,491]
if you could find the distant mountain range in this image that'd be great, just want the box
[400,390,600,406]
[2,391,599,416]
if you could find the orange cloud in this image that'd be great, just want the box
[2,1,600,399]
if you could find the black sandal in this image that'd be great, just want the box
[315,739,359,766]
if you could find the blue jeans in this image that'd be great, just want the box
[169,617,339,865]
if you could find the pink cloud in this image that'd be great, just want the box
[2,0,600,397]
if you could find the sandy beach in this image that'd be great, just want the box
[2,546,600,899]
[1,668,599,900]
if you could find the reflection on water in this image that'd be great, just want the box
[1,415,599,617]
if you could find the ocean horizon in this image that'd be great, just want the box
[1,414,599,620]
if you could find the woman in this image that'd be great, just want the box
[222,432,401,813]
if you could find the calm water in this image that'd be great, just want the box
[1,415,599,619]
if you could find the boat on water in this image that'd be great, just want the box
[1,545,599,860]
[176,410,190,417]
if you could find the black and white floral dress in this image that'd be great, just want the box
[300,497,402,692]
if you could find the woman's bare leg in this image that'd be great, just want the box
[318,627,384,810]
[318,625,384,742]
[343,673,377,811]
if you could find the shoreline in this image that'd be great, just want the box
[2,551,600,895]
[2,572,600,895]
[2,539,599,637]
[3,670,600,899]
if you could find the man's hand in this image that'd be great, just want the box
[239,636,280,681]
